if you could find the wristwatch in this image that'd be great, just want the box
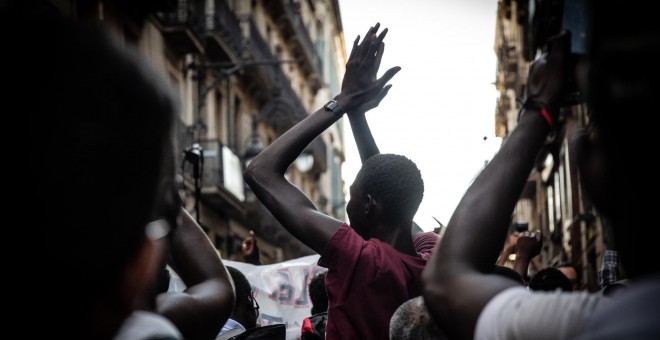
[323,99,342,114]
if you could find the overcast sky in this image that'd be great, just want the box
[338,0,501,232]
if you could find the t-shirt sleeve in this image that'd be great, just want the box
[475,286,603,340]
[413,231,440,260]
[318,223,361,270]
[318,223,373,302]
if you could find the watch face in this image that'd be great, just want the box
[325,100,339,112]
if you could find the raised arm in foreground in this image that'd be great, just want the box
[421,31,571,340]
[156,207,235,340]
[243,23,400,254]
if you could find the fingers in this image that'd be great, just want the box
[378,66,401,85]
[371,85,393,109]
[519,230,542,240]
[357,25,376,60]
[349,35,360,60]
[373,41,385,72]
[357,23,385,61]
[364,23,380,43]
[366,27,388,58]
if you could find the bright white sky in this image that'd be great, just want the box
[338,0,502,232]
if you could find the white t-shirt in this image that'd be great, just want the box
[475,286,603,340]
[114,310,183,340]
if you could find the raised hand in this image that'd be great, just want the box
[513,230,543,282]
[525,30,572,120]
[241,230,261,265]
[339,23,400,114]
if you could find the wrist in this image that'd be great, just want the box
[323,99,343,115]
[520,98,554,128]
[333,93,356,114]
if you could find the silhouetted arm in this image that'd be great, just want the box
[512,231,542,282]
[244,23,400,254]
[422,31,571,340]
[348,112,380,162]
[156,208,235,340]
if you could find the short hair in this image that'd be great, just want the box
[529,267,573,292]
[389,296,447,340]
[355,154,424,224]
[309,271,328,315]
[555,262,580,283]
[493,265,526,286]
[227,266,253,301]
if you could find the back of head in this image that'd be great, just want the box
[355,154,424,225]
[309,271,328,315]
[493,265,526,286]
[227,266,258,329]
[18,7,177,338]
[555,262,580,290]
[389,296,447,340]
[529,267,573,292]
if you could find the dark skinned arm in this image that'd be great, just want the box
[244,23,400,254]
[348,112,380,163]
[512,230,542,282]
[421,30,571,340]
[156,207,235,340]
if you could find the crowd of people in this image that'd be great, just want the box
[20,0,659,339]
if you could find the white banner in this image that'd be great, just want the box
[224,255,327,340]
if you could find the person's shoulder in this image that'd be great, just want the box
[301,312,327,340]
[579,276,660,339]
[113,310,183,340]
[216,328,245,340]
[324,223,359,247]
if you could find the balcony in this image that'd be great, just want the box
[264,0,323,93]
[243,19,309,134]
[176,120,245,221]
[205,0,243,61]
[153,0,205,55]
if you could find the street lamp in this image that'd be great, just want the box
[294,149,314,173]
[183,143,204,225]
[243,120,264,203]
[243,120,264,169]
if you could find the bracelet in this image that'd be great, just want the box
[538,107,553,127]
[519,98,553,128]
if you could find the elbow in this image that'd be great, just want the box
[200,278,237,340]
[421,265,454,321]
[243,160,258,189]
[244,157,277,194]
[421,266,442,305]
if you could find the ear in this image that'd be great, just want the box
[121,237,167,311]
[365,194,375,216]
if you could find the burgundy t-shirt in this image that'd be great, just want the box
[318,224,437,339]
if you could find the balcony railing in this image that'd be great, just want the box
[279,0,323,78]
[246,19,308,125]
[153,0,206,54]
[206,0,243,59]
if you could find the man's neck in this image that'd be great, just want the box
[373,225,418,257]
